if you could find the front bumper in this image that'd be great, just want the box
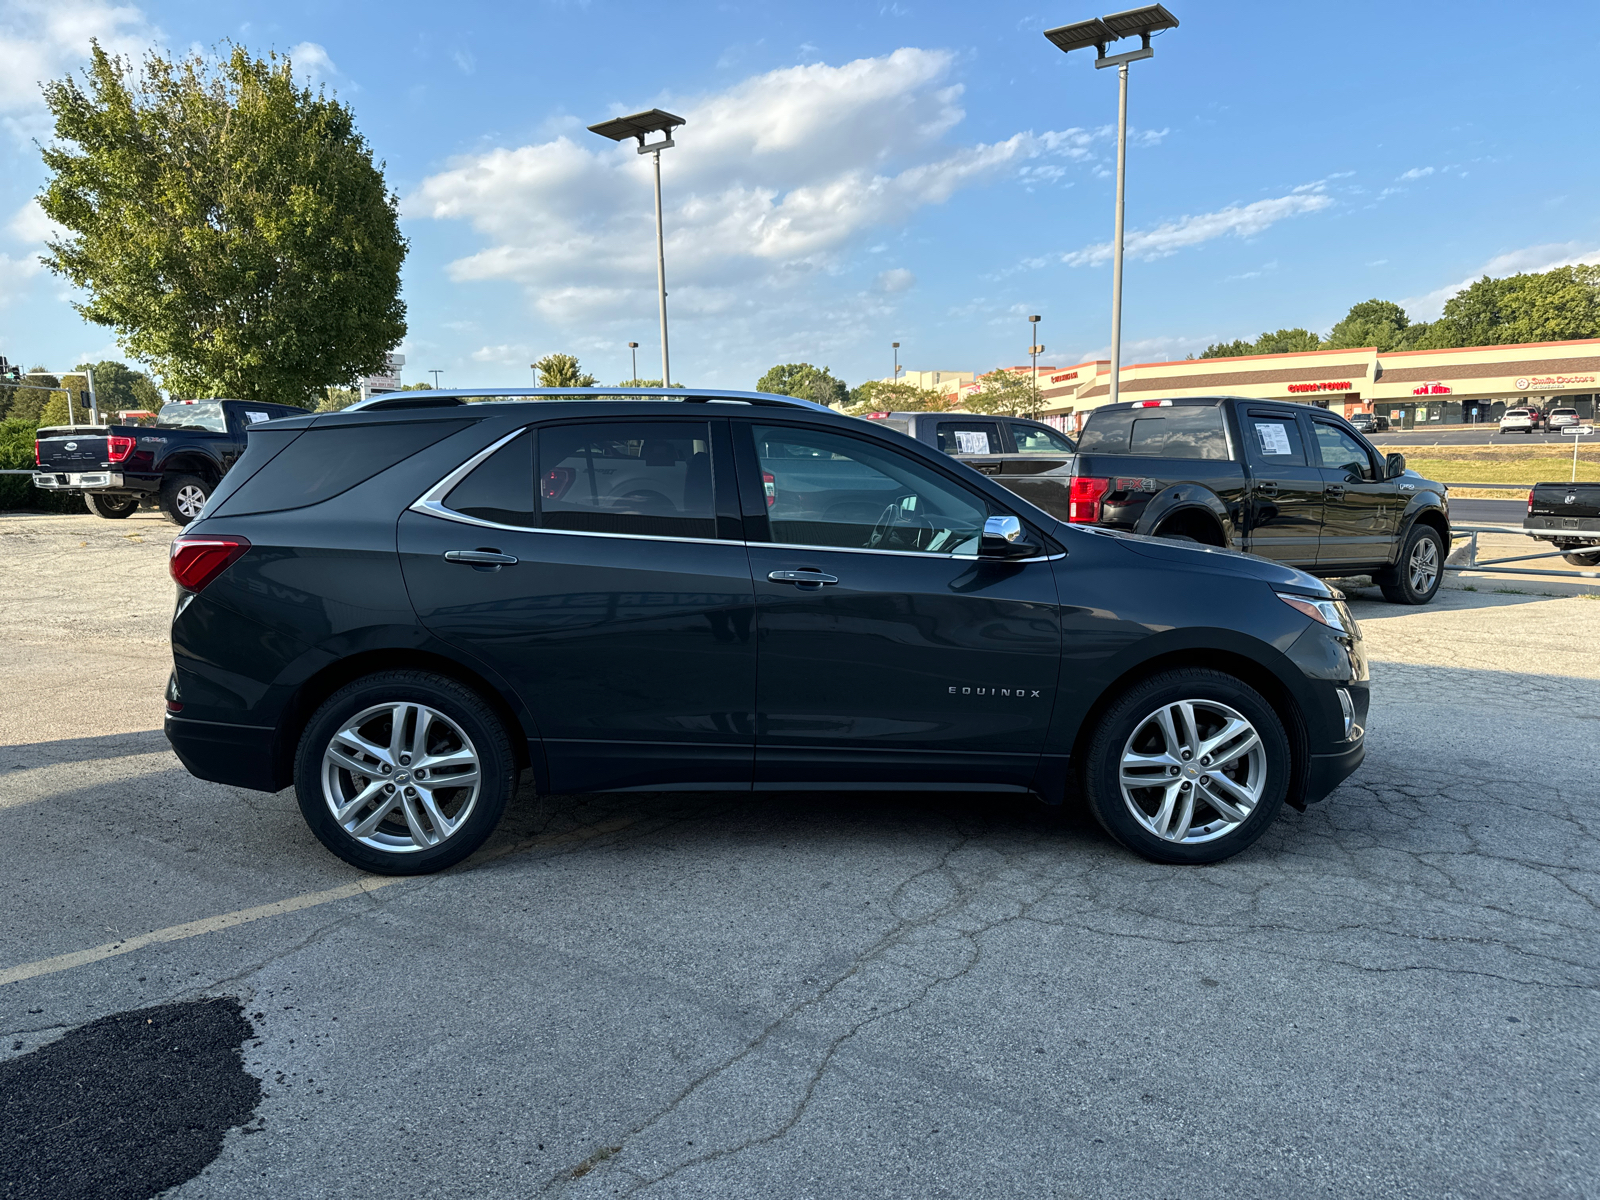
[165,714,289,792]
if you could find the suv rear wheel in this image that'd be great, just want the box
[1082,668,1290,865]
[294,671,517,874]
[1378,524,1444,604]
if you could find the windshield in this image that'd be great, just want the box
[156,401,227,432]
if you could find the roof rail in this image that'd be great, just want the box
[346,387,833,413]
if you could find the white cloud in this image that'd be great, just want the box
[1398,166,1434,180]
[410,48,1105,332]
[0,0,160,143]
[7,199,61,245]
[452,50,476,76]
[1063,189,1334,267]
[875,267,915,293]
[1404,242,1600,320]
[289,42,340,89]
[0,252,45,306]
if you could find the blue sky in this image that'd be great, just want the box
[3,0,1599,392]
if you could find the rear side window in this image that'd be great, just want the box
[1243,412,1307,466]
[935,421,1002,455]
[219,419,474,515]
[1009,422,1074,453]
[443,431,535,526]
[1079,406,1228,459]
[538,421,714,539]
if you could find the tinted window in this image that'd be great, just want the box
[1009,422,1074,453]
[754,424,988,555]
[538,421,713,539]
[1079,406,1228,459]
[866,417,911,435]
[935,421,1002,456]
[157,401,227,432]
[219,419,475,515]
[1312,422,1375,480]
[443,431,535,526]
[1243,412,1307,466]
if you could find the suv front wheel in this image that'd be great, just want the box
[294,671,517,874]
[1082,668,1291,865]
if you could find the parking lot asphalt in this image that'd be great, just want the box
[2,509,1598,1200]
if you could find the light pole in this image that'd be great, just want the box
[1044,5,1178,406]
[589,109,686,387]
[1028,314,1043,416]
[892,342,901,383]
[429,369,443,388]
[628,342,639,383]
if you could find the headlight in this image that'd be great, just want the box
[1277,591,1348,634]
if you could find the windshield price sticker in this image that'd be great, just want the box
[1255,423,1293,456]
[244,411,272,424]
[954,431,992,454]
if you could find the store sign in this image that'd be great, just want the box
[1515,374,1596,390]
[1412,382,1451,395]
[1286,381,1353,393]
[1050,370,1080,384]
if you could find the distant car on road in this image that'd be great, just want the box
[1348,413,1390,433]
[1499,407,1540,434]
[1547,407,1582,431]
[859,411,1075,477]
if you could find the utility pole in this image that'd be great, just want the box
[628,342,639,383]
[892,342,901,383]
[1029,315,1043,417]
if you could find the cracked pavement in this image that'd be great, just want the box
[2,511,1598,1199]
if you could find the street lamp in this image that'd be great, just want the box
[588,108,687,387]
[429,369,443,388]
[1028,314,1044,416]
[628,342,639,383]
[892,342,901,382]
[1044,5,1179,405]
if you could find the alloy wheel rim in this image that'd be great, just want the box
[176,485,206,518]
[1118,699,1266,844]
[321,702,482,853]
[1409,537,1438,592]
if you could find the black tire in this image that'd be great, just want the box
[159,474,211,525]
[1563,550,1600,568]
[85,492,138,519]
[1081,668,1291,865]
[294,671,516,874]
[1378,523,1445,605]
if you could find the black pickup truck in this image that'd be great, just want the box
[1001,395,1452,604]
[1524,481,1600,567]
[33,398,305,524]
[860,410,1076,476]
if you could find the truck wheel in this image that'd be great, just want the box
[294,671,517,874]
[1563,550,1600,568]
[85,493,138,519]
[1379,524,1444,605]
[159,474,211,525]
[1081,668,1290,865]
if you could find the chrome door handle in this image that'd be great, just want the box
[768,569,838,586]
[444,550,519,565]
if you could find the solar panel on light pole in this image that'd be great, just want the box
[1044,5,1179,406]
[589,109,687,387]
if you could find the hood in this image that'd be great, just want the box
[1071,525,1335,597]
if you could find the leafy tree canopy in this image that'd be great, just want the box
[616,378,684,388]
[38,42,407,407]
[534,353,597,388]
[1201,328,1322,358]
[756,363,849,408]
[965,369,1038,417]
[1429,265,1600,348]
[841,378,948,415]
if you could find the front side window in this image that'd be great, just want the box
[935,421,1003,456]
[753,424,988,555]
[1312,422,1375,480]
[1009,422,1075,453]
[539,421,714,539]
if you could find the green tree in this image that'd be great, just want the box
[318,386,361,412]
[841,378,947,415]
[1199,339,1256,359]
[0,368,59,424]
[1325,300,1415,351]
[965,369,1036,417]
[534,353,597,388]
[757,363,849,408]
[38,42,406,407]
[1429,265,1600,347]
[69,360,163,416]
[616,378,684,388]
[1201,328,1322,358]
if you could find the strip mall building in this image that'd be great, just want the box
[987,338,1600,433]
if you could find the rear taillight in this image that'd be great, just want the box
[169,535,250,592]
[107,435,136,462]
[542,467,575,501]
[34,440,41,466]
[762,471,776,508]
[1528,489,1535,516]
[1068,476,1110,523]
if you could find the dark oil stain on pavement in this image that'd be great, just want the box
[0,997,261,1200]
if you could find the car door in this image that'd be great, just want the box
[737,420,1061,788]
[1307,416,1397,567]
[933,418,1007,476]
[1003,419,1076,475]
[397,416,757,793]
[1238,408,1324,566]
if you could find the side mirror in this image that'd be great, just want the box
[1385,452,1407,480]
[980,514,1038,559]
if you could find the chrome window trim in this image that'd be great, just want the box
[411,501,726,546]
